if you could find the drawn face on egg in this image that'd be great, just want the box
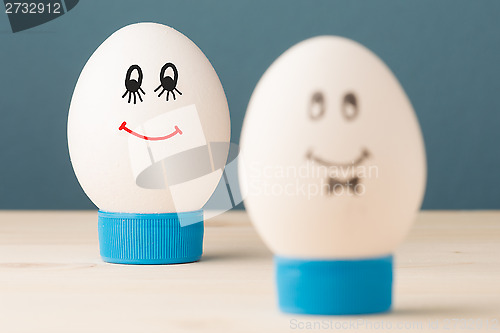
[240,36,426,258]
[305,90,371,196]
[68,23,230,213]
[118,62,183,141]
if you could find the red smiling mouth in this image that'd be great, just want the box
[119,121,183,141]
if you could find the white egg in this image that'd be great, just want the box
[239,36,426,259]
[68,23,230,213]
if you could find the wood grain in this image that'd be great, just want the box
[0,211,498,333]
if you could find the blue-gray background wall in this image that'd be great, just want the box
[0,0,499,209]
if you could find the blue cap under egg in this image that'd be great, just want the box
[275,255,393,315]
[97,210,204,264]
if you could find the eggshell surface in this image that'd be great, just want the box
[239,36,426,258]
[68,23,230,213]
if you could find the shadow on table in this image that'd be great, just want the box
[200,251,271,263]
[391,304,491,317]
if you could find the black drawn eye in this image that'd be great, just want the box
[122,65,145,104]
[154,62,182,101]
[342,92,358,121]
[309,91,325,120]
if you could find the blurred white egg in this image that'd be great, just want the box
[240,36,426,259]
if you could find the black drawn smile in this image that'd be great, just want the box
[306,148,370,196]
[306,148,370,167]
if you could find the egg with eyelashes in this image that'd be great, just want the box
[68,22,231,214]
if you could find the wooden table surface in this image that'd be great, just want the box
[0,210,498,333]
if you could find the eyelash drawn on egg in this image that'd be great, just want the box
[154,62,182,101]
[122,65,146,104]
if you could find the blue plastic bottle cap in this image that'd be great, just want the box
[275,255,393,315]
[98,210,204,265]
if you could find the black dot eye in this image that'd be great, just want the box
[154,62,182,101]
[122,65,145,104]
[342,92,358,121]
[309,91,325,120]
